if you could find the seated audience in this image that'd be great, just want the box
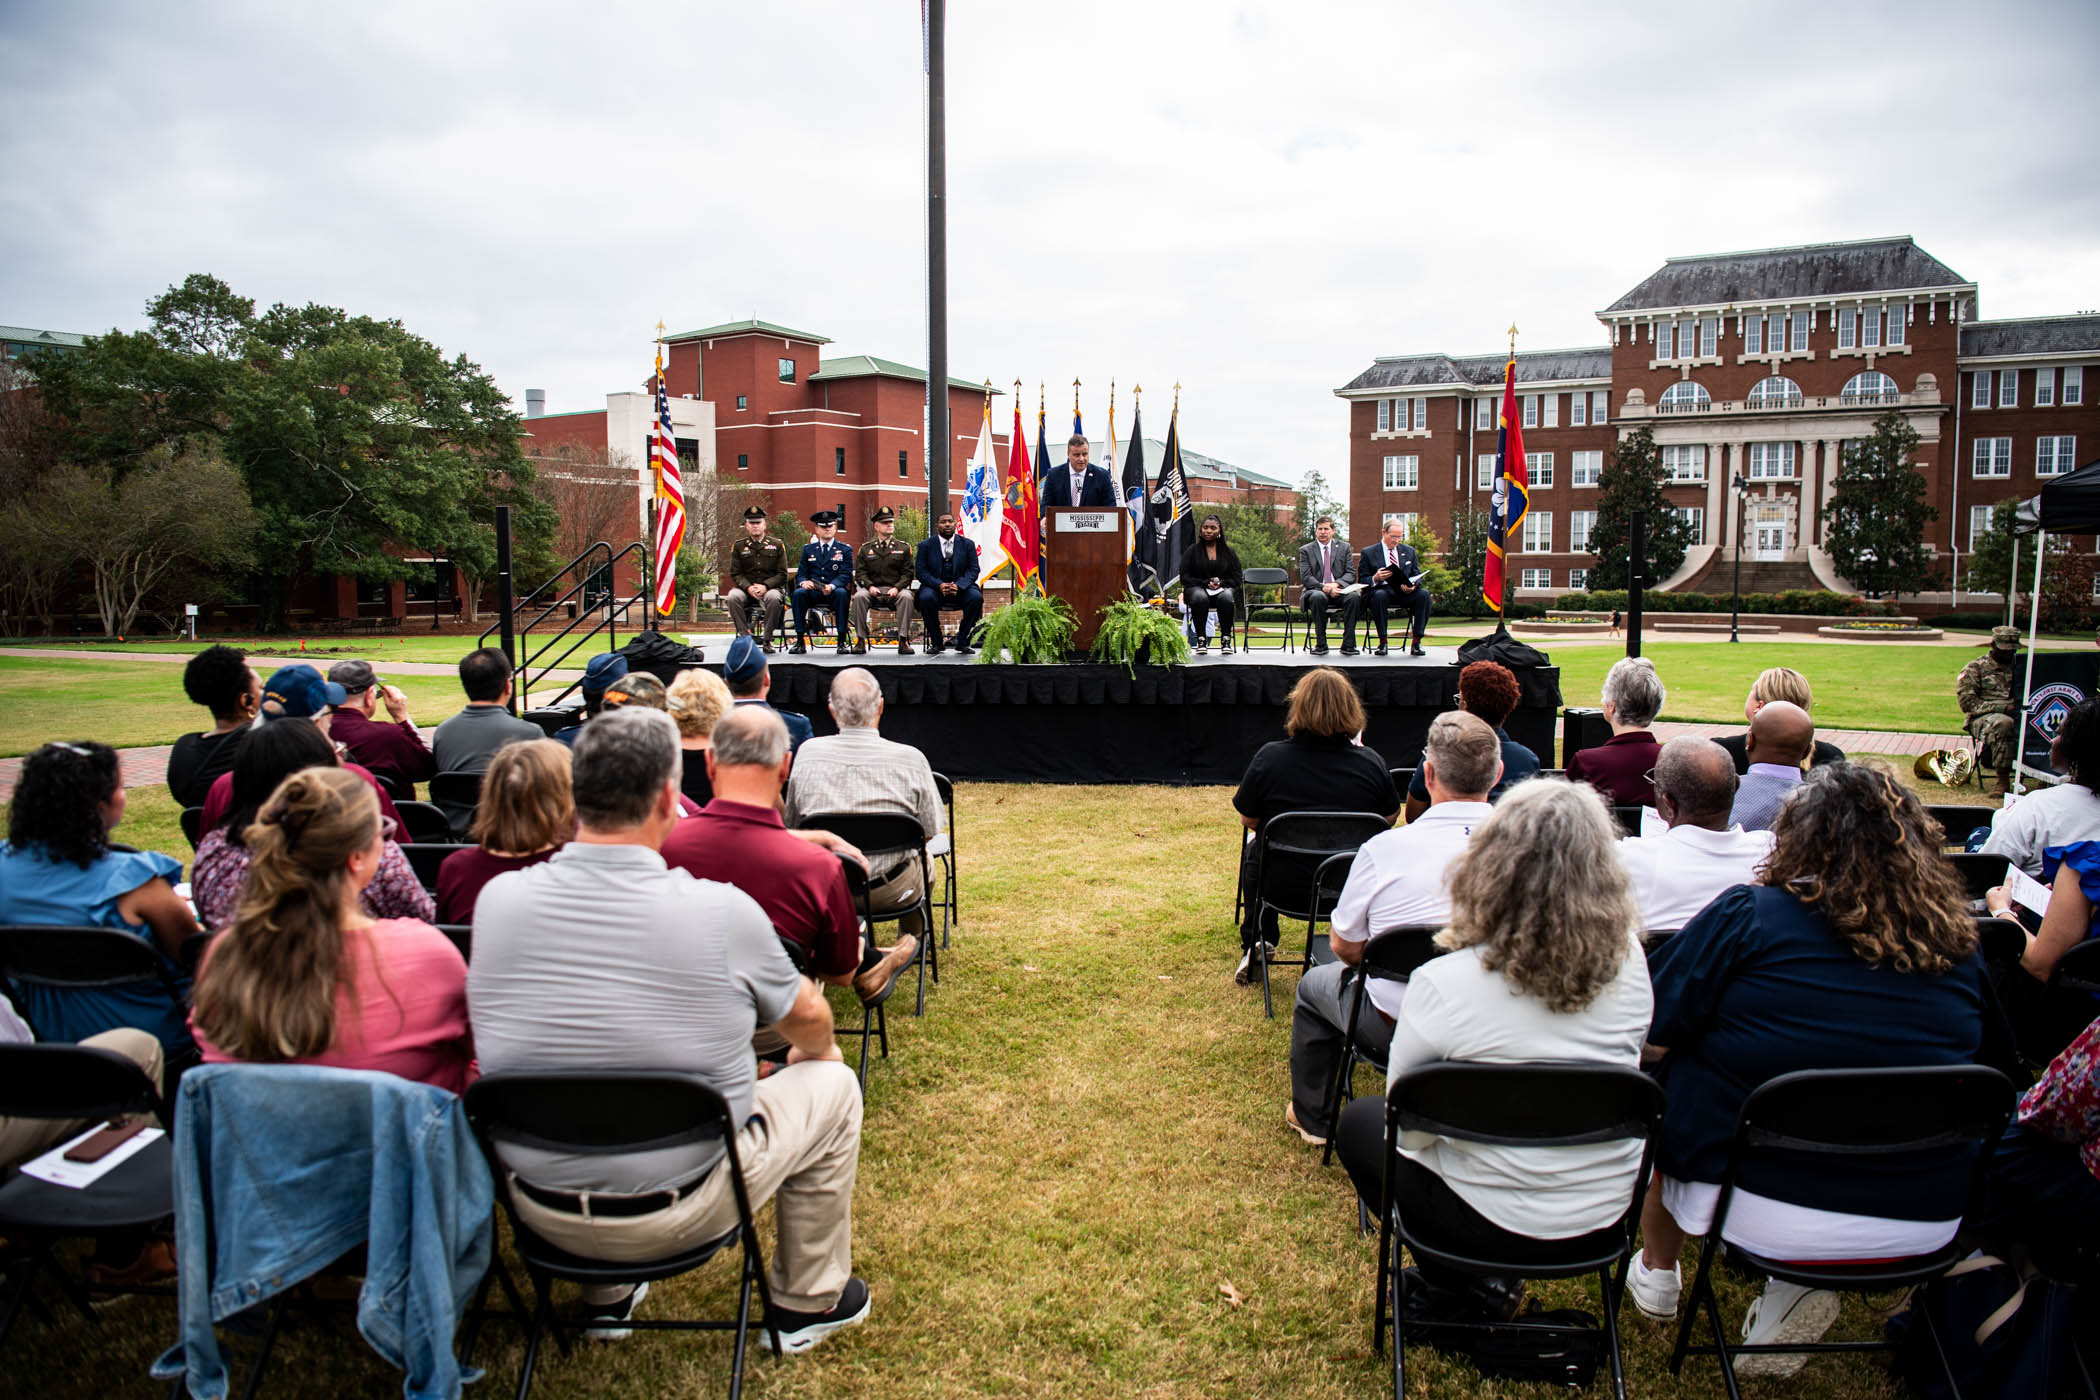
[1616,737,1771,930]
[724,634,814,754]
[1715,668,1845,775]
[1970,1014,2100,1262]
[1285,711,1499,1145]
[436,739,572,926]
[1331,780,1652,1321]
[667,667,735,805]
[1984,833,2100,983]
[193,719,433,931]
[197,665,406,835]
[325,659,436,791]
[550,652,631,747]
[1632,763,1988,1377]
[601,671,667,712]
[167,645,261,808]
[1565,656,1665,807]
[785,668,944,943]
[1727,701,1813,832]
[1403,661,1540,820]
[1981,695,2100,876]
[1231,668,1401,982]
[191,767,470,1093]
[430,645,544,784]
[0,740,200,1050]
[1177,513,1243,655]
[470,707,871,1349]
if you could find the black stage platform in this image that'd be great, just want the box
[730,645,1561,786]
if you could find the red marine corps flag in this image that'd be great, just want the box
[1482,330,1530,617]
[649,328,685,615]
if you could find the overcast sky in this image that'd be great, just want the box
[5,1,2098,508]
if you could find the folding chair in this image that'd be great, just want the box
[465,1073,782,1400]
[1246,811,1393,1019]
[928,773,958,948]
[1388,768,1416,800]
[824,857,895,1092]
[2053,938,2100,996]
[1668,1064,2017,1399]
[1925,804,1995,851]
[395,799,456,845]
[0,925,191,1049]
[816,824,936,1016]
[1238,567,1294,652]
[180,806,205,851]
[1320,924,1446,1171]
[428,772,484,839]
[435,924,472,960]
[1609,805,1645,838]
[399,842,467,895]
[370,769,415,802]
[1375,1062,1665,1400]
[1948,851,2008,901]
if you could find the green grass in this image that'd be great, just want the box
[1548,643,1969,734]
[0,630,736,665]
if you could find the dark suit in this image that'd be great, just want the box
[792,538,855,642]
[1041,462,1118,509]
[1353,541,1431,650]
[914,533,983,649]
[1296,537,1361,649]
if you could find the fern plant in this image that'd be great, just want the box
[1089,596,1192,673]
[971,592,1075,664]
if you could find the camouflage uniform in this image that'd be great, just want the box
[850,532,918,651]
[726,533,788,645]
[1956,645,2021,789]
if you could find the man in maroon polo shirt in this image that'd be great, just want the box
[661,705,918,1002]
[326,659,437,792]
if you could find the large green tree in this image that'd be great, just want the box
[1821,410,1936,602]
[1292,468,1347,542]
[1446,503,1494,618]
[1585,425,1688,591]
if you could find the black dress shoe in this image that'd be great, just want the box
[788,641,808,655]
[1340,646,1359,657]
[953,644,975,655]
[925,640,945,654]
[1409,644,1426,657]
[1374,645,1388,657]
[1309,644,1329,656]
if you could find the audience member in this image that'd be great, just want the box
[1981,695,2100,876]
[1231,669,1401,982]
[196,665,407,836]
[550,652,631,747]
[191,767,470,1093]
[435,739,572,926]
[600,672,667,712]
[431,647,544,775]
[667,667,735,805]
[1332,780,1653,1321]
[470,707,871,1349]
[1178,514,1243,655]
[0,741,200,1049]
[1616,737,1771,930]
[1566,657,1664,806]
[167,645,261,808]
[724,634,813,754]
[1727,700,1813,832]
[1403,661,1539,820]
[1714,668,1846,774]
[1632,763,1987,1376]
[1970,1015,2100,1262]
[1284,711,1500,1144]
[1984,833,2100,983]
[192,719,433,931]
[324,659,436,791]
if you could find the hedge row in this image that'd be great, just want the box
[1550,589,1869,616]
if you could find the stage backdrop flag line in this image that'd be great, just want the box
[1035,388,1053,489]
[1152,400,1194,591]
[960,389,1008,579]
[1001,394,1041,592]
[1483,350,1531,614]
[1122,399,1152,594]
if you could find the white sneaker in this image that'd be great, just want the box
[1735,1279,1840,1377]
[581,1280,649,1341]
[1626,1251,1680,1321]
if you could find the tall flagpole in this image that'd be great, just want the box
[1497,322,1517,634]
[923,0,948,526]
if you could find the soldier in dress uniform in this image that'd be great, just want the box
[790,509,855,654]
[1957,625,2024,795]
[725,505,788,652]
[849,506,917,656]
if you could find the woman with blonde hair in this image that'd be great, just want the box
[1332,778,1654,1319]
[1716,666,1845,774]
[435,739,574,926]
[666,667,735,804]
[191,767,471,1093]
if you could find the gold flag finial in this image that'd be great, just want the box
[1507,323,1518,356]
[1038,382,1044,415]
[655,319,666,338]
[1072,377,1081,414]
[1172,380,1182,412]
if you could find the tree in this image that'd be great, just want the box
[1446,504,1493,618]
[1402,517,1461,606]
[1211,502,1293,571]
[1292,468,1347,542]
[1586,425,1689,592]
[0,361,70,634]
[1821,410,1936,602]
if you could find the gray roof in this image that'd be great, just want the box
[1960,315,2100,359]
[1055,436,1293,492]
[0,324,88,350]
[1602,236,1970,314]
[1336,346,1610,395]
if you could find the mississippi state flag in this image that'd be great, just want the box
[1482,356,1529,612]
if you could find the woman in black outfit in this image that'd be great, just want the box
[1179,514,1244,654]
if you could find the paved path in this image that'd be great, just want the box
[1652,721,1962,757]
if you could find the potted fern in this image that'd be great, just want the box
[1089,597,1191,673]
[970,593,1075,664]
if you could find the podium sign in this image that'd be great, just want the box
[1043,507,1128,650]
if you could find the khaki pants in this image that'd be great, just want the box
[849,589,915,645]
[508,1059,863,1312]
[725,588,784,644]
[867,855,928,941]
[0,1028,164,1165]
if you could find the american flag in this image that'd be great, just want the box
[650,340,685,614]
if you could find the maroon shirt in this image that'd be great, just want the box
[1565,730,1662,807]
[435,846,555,926]
[200,761,405,837]
[660,799,860,980]
[327,707,437,787]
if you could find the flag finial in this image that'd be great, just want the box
[1172,381,1181,412]
[1507,323,1518,356]
[1072,378,1080,412]
[655,320,666,339]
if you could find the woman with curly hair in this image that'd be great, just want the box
[0,741,201,1048]
[1332,778,1653,1319]
[1402,660,1541,821]
[1629,761,1987,1376]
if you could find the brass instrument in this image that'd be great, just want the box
[1914,748,1976,787]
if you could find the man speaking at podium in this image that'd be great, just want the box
[1041,436,1117,509]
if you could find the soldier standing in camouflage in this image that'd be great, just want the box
[849,506,916,656]
[1956,625,2024,795]
[725,505,788,652]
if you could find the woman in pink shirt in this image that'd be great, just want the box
[191,767,471,1094]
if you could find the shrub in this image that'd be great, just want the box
[1554,589,1867,616]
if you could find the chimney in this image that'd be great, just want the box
[525,389,546,418]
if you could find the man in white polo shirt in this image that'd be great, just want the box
[1617,736,1773,930]
[1283,711,1501,1145]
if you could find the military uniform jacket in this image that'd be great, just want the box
[796,538,855,592]
[1956,656,2018,720]
[855,537,916,591]
[730,535,788,592]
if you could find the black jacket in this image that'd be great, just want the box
[1179,540,1244,594]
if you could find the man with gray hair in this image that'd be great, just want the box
[1616,736,1773,929]
[1350,515,1431,657]
[1282,710,1501,1146]
[469,706,874,1353]
[785,668,945,943]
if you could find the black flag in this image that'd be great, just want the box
[1121,406,1153,594]
[1152,408,1194,594]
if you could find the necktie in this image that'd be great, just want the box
[1072,470,1082,507]
[1321,547,1333,585]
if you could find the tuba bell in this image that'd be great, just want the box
[1915,748,1975,787]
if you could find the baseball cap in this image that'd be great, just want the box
[601,672,666,710]
[326,659,377,695]
[260,665,346,720]
[581,652,630,698]
[723,634,766,686]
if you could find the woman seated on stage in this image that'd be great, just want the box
[1178,513,1244,655]
[1632,762,1987,1376]
[1566,656,1665,807]
[436,739,573,926]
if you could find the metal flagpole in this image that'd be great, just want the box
[924,0,948,526]
[2019,528,2045,793]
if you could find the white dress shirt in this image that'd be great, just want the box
[1980,780,2100,876]
[1330,801,1490,1018]
[1615,822,1774,929]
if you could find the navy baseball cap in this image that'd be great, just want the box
[581,652,629,698]
[723,635,766,686]
[259,664,346,719]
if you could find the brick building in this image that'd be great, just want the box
[1337,238,2100,601]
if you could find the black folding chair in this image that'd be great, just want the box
[464,1072,782,1400]
[929,772,958,948]
[370,769,415,802]
[1321,924,1446,1171]
[1668,1065,2017,1399]
[1246,811,1392,1018]
[2053,938,2100,996]
[180,806,205,851]
[0,1043,173,1351]
[825,855,895,1092]
[395,799,456,845]
[428,772,484,838]
[399,842,466,895]
[801,814,937,1015]
[1948,851,2008,901]
[1925,803,1995,851]
[1609,804,1646,837]
[1376,1062,1665,1400]
[1294,851,1358,976]
[0,925,190,1048]
[1388,768,1416,801]
[1239,567,1294,651]
[435,924,472,959]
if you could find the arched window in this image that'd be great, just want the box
[1746,376,1803,408]
[1841,371,1899,405]
[1657,381,1711,412]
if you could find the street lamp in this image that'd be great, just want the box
[1729,472,1749,643]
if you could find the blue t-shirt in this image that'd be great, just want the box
[0,842,190,1049]
[1647,884,1988,1219]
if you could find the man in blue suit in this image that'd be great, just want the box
[1040,436,1118,510]
[914,511,983,655]
[1349,515,1432,657]
[789,509,855,654]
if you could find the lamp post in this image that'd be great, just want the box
[1729,472,1748,643]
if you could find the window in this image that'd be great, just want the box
[736,453,749,470]
[1657,381,1711,412]
[1382,454,1419,490]
[1376,398,1390,432]
[1747,442,1797,478]
[1572,450,1602,486]
[1477,454,1497,490]
[1522,512,1553,551]
[1412,397,1428,431]
[1568,568,1589,591]
[1674,507,1705,544]
[1543,393,1559,428]
[2037,369,2056,407]
[1476,396,1494,430]
[834,446,847,475]
[1973,437,2013,478]
[1592,389,1608,423]
[1522,394,1539,428]
[2038,435,2078,476]
[1886,306,1904,346]
[735,394,748,411]
[1790,312,1809,352]
[1861,307,1882,348]
[1661,444,1707,481]
[1838,309,1855,350]
[1699,316,1717,357]
[1969,504,1994,548]
[1746,317,1764,354]
[1678,318,1697,358]
[898,450,910,478]
[1570,393,1587,426]
[1656,322,1673,359]
[1972,372,1992,409]
[1526,452,1554,487]
[1747,375,1803,408]
[2000,369,2019,408]
[1390,512,1419,535]
[2067,366,2084,405]
[1520,568,1551,589]
[1841,371,1899,405]
[1569,510,1597,552]
[778,357,797,383]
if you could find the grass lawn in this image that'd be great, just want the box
[0,631,734,666]
[1548,643,1969,734]
[24,781,1934,1399]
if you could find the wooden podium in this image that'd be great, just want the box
[1043,507,1128,650]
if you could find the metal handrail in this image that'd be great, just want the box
[479,539,652,710]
